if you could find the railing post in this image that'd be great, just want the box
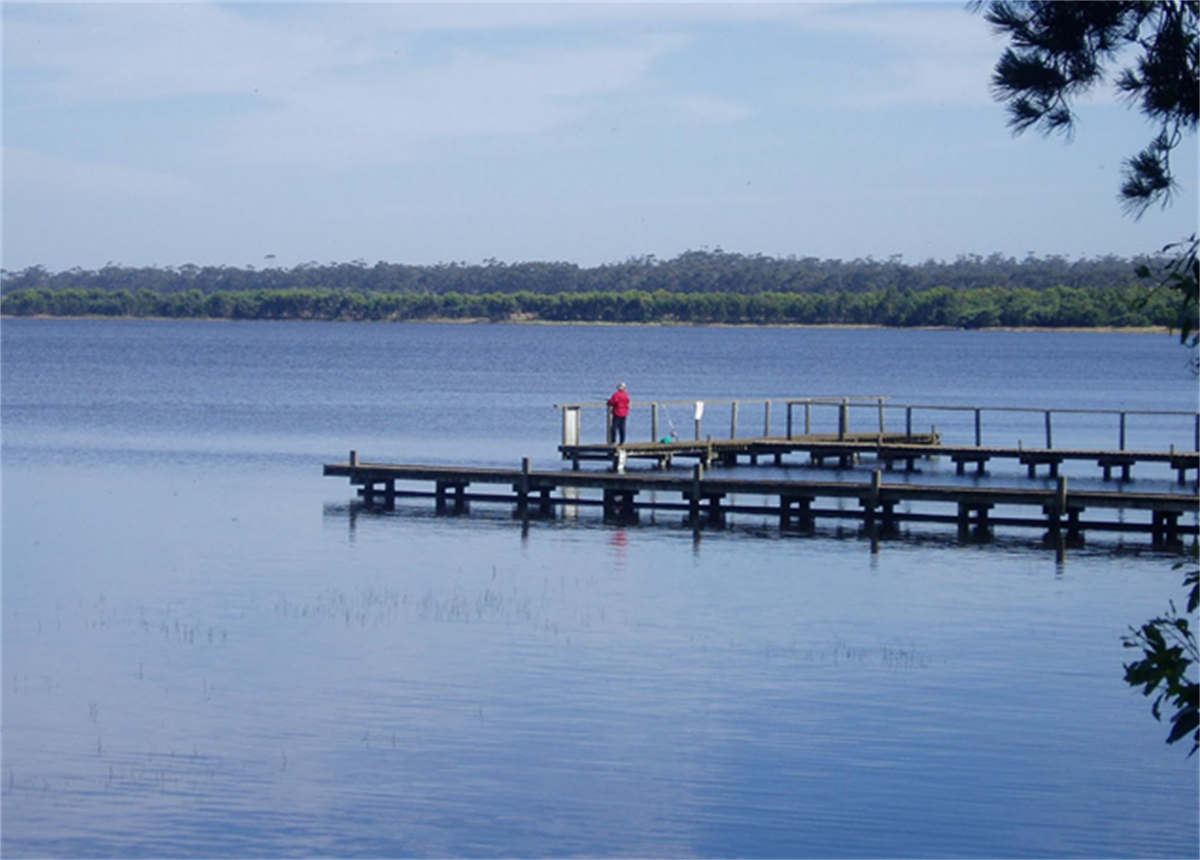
[974,409,982,447]
[350,449,358,466]
[805,401,812,435]
[787,402,794,440]
[1119,412,1127,451]
[764,400,772,438]
[839,399,849,441]
[1045,410,1053,449]
[905,407,913,442]
[730,401,739,440]
[877,398,886,435]
[652,403,659,443]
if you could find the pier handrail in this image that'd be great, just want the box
[555,396,892,446]
[555,396,1200,452]
[552,395,890,410]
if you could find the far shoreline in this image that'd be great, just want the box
[0,314,1176,336]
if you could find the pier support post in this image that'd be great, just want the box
[862,470,883,535]
[1043,476,1071,541]
[1151,510,1182,546]
[779,495,795,529]
[956,504,994,542]
[880,500,897,534]
[603,489,637,521]
[795,496,814,531]
[688,464,704,527]
[707,493,725,527]
[516,457,531,516]
[436,481,468,514]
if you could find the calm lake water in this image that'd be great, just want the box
[2,319,1198,859]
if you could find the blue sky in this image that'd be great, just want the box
[3,1,1196,274]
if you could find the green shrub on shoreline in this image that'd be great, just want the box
[0,283,1180,330]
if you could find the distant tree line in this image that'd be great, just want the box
[1,250,1191,329]
[0,284,1182,329]
[0,250,1158,296]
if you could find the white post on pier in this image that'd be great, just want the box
[562,406,581,447]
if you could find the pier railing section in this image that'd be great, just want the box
[554,396,1200,454]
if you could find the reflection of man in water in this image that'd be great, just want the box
[607,382,630,445]
[609,527,629,569]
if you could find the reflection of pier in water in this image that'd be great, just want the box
[324,456,1198,550]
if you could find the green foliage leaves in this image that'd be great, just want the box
[0,283,1183,329]
[1135,234,1200,349]
[1123,564,1200,756]
[979,1,1199,217]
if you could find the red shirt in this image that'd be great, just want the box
[607,389,630,417]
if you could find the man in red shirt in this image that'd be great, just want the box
[607,382,630,445]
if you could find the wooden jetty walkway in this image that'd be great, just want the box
[324,456,1199,547]
[561,434,1200,484]
[555,396,1200,484]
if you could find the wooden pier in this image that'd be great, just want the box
[324,456,1198,548]
[559,432,942,471]
[560,435,1200,485]
[555,397,1200,484]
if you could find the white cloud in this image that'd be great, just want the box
[3,145,205,203]
[8,2,1179,273]
[207,36,686,167]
